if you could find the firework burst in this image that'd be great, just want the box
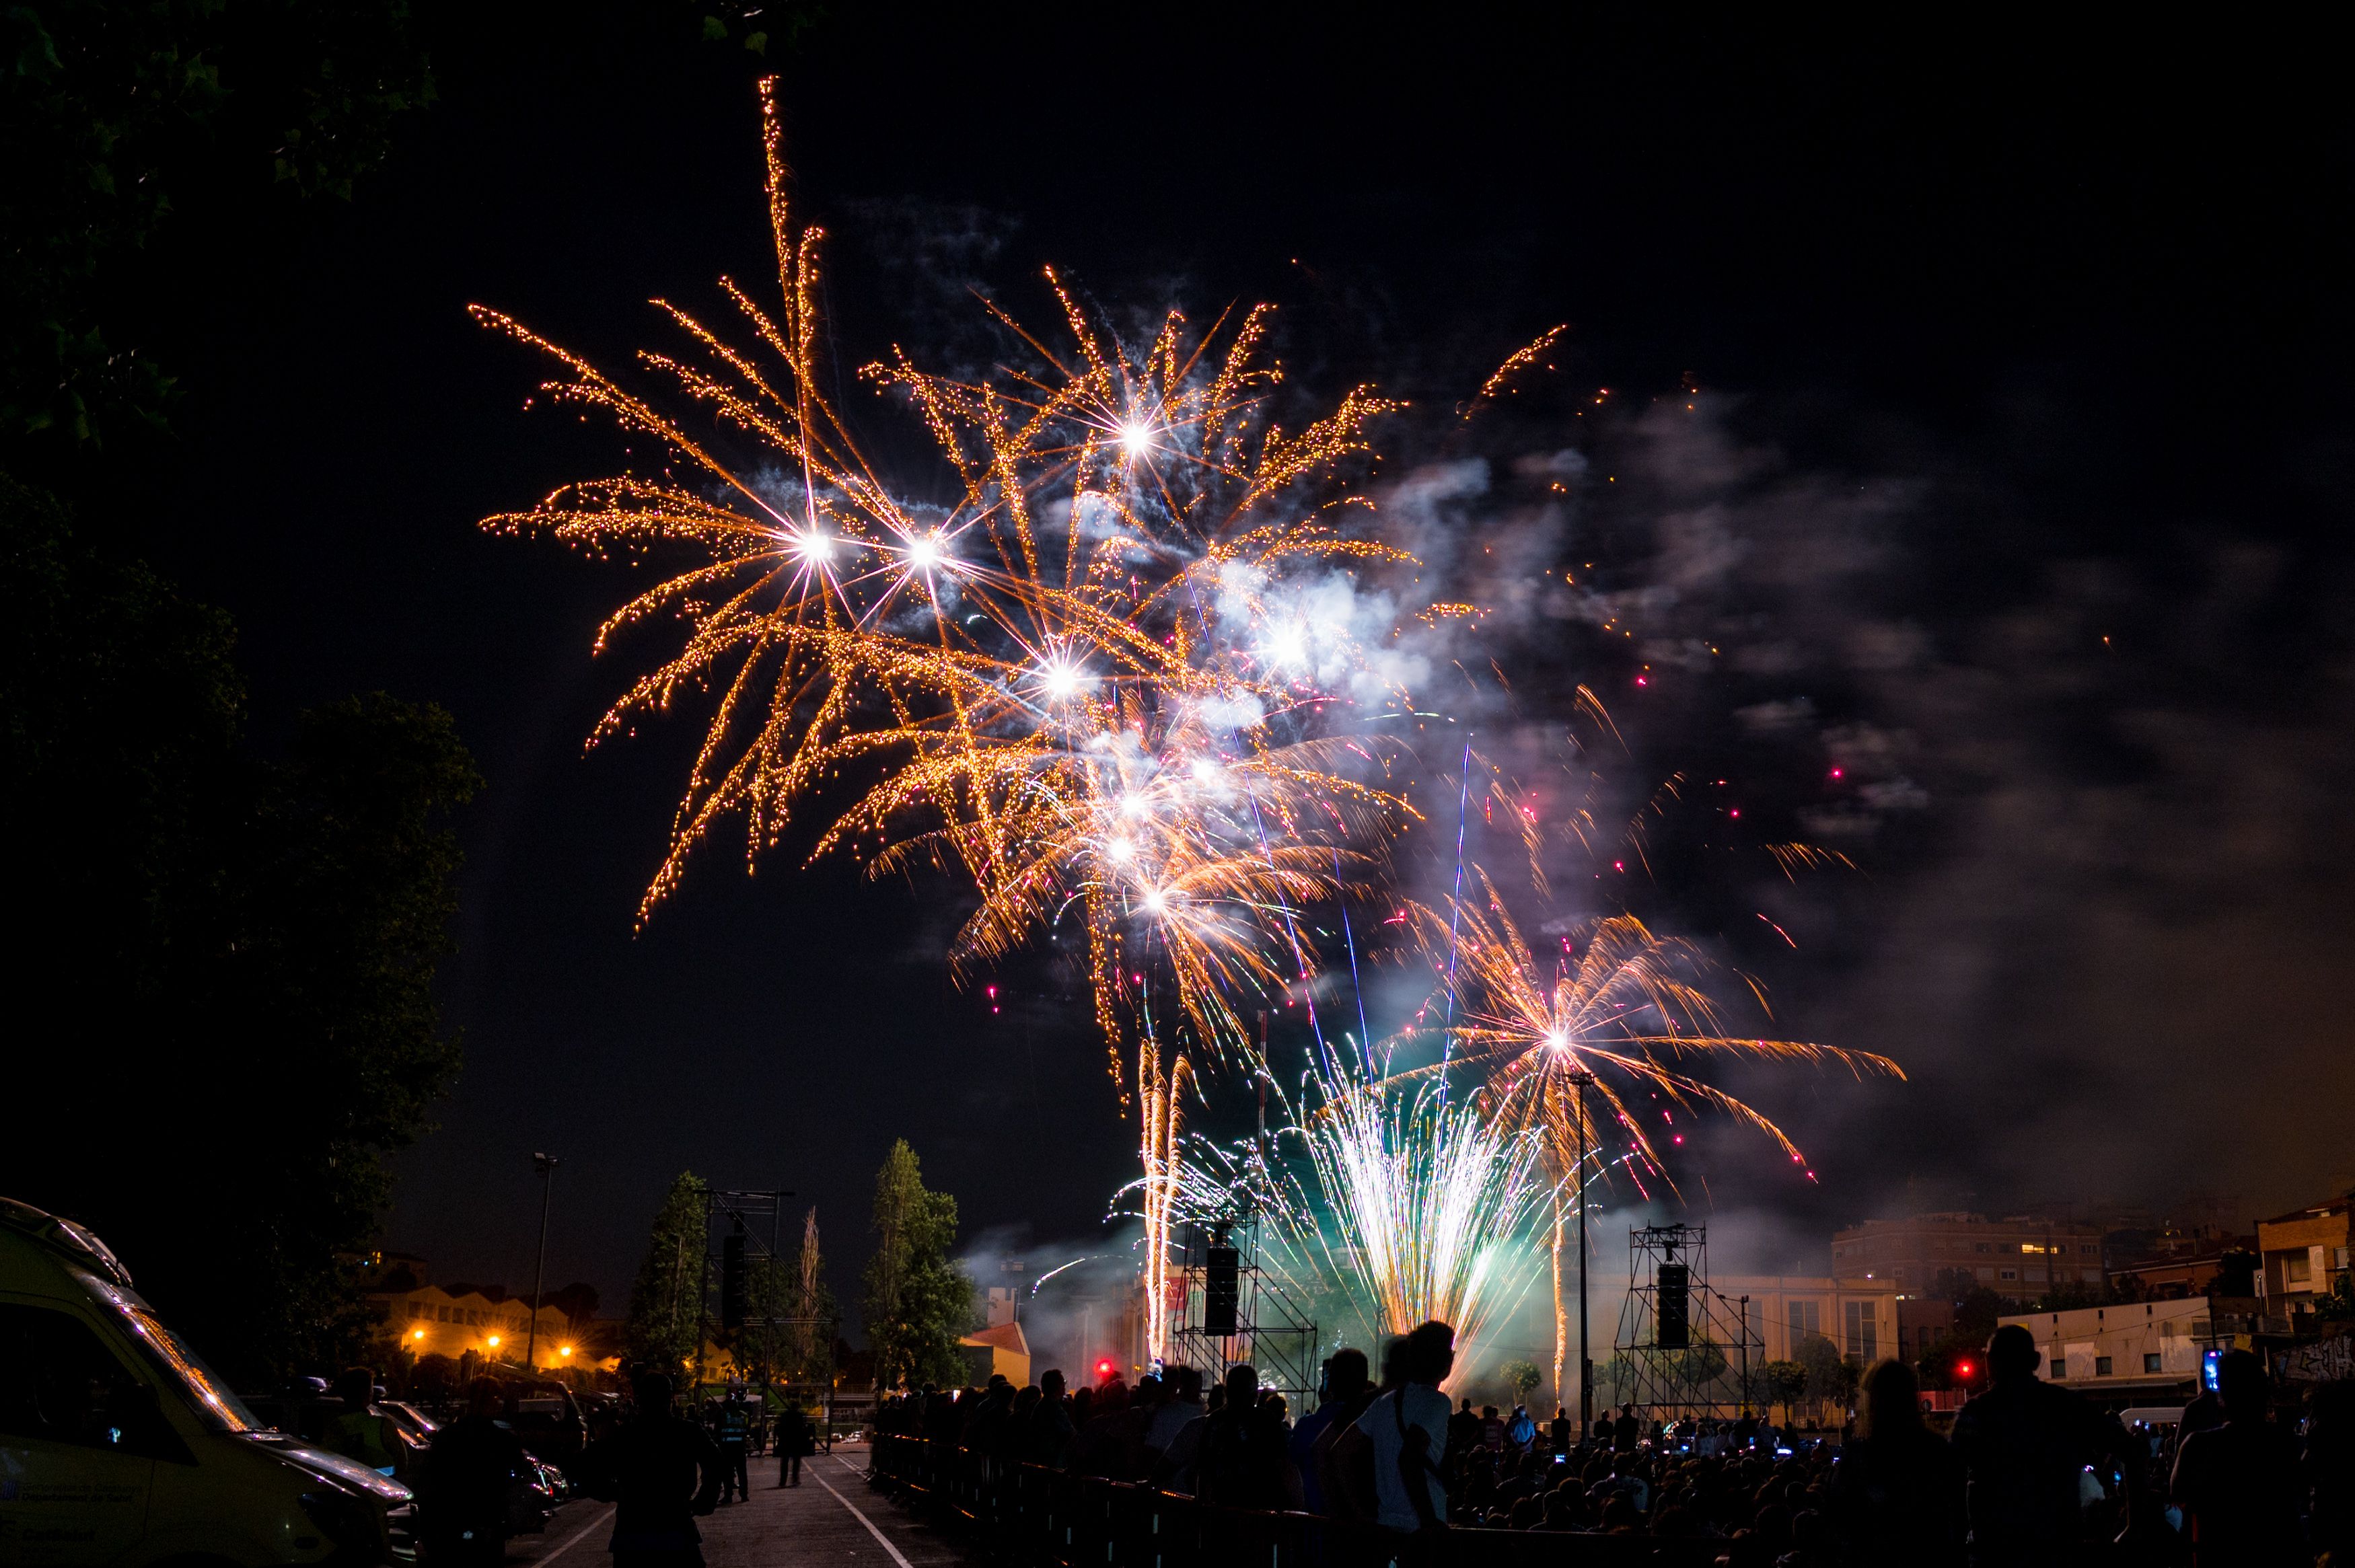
[1415,866,1903,1394]
[472,78,1419,1065]
[476,79,1443,1359]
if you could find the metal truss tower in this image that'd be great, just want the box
[1166,1213,1319,1411]
[1610,1223,1765,1418]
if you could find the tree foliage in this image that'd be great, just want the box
[1758,1359,1808,1419]
[2,472,477,1382]
[1,0,433,449]
[1498,1359,1542,1404]
[1671,1336,1729,1388]
[1796,1331,1860,1411]
[861,1140,973,1390]
[627,1172,710,1373]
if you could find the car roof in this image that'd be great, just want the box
[0,1197,134,1289]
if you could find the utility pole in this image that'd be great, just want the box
[528,1153,559,1372]
[1572,1070,1595,1433]
[1739,1295,1752,1418]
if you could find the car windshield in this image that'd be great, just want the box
[83,1275,261,1432]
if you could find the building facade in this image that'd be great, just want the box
[1713,1275,1900,1365]
[371,1283,578,1369]
[1831,1213,2105,1293]
[1996,1298,2207,1404]
[2255,1197,2351,1313]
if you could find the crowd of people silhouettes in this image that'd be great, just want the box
[869,1318,2355,1565]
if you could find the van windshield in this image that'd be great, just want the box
[85,1275,261,1432]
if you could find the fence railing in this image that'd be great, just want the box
[865,1432,1725,1568]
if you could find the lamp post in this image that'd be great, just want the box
[1739,1295,1752,1418]
[527,1153,559,1370]
[1571,1069,1597,1434]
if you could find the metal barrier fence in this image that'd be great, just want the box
[866,1433,1725,1568]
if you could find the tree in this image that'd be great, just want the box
[1498,1360,1542,1406]
[787,1207,837,1384]
[1952,1286,2015,1341]
[1593,1352,1642,1407]
[1671,1336,1729,1388]
[1918,1336,1985,1392]
[1758,1359,1809,1423]
[1,0,433,451]
[735,1256,793,1386]
[3,482,478,1380]
[1796,1331,1860,1418]
[627,1172,710,1374]
[861,1140,974,1390]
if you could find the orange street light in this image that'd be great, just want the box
[559,1345,575,1358]
[487,1335,502,1349]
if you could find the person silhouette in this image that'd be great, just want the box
[1825,1358,1963,1565]
[575,1372,725,1568]
[2171,1349,2300,1566]
[1951,1324,2130,1565]
[421,1377,524,1566]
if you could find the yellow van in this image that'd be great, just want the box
[0,1197,411,1565]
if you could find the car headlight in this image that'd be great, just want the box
[299,1488,382,1551]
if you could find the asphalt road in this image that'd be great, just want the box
[505,1444,964,1568]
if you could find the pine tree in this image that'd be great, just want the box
[626,1171,709,1374]
[861,1140,974,1389]
[787,1207,837,1384]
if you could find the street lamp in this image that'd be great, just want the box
[528,1152,560,1370]
[1569,1068,1597,1435]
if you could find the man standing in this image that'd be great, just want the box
[2171,1350,2300,1565]
[420,1377,524,1566]
[1289,1349,1369,1514]
[1951,1324,2132,1565]
[1145,1366,1204,1486]
[715,1391,751,1503]
[1612,1403,1640,1450]
[575,1372,725,1568]
[773,1403,812,1487]
[1363,1320,1455,1538]
[1025,1371,1076,1470]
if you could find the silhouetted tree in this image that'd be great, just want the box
[861,1140,973,1389]
[627,1172,710,1373]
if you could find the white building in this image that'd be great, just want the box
[1996,1298,2206,1403]
[372,1283,579,1370]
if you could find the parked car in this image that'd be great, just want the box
[504,1383,587,1465]
[0,1197,412,1566]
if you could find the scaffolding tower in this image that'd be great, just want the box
[1610,1223,1765,1418]
[1166,1213,1319,1411]
[688,1188,839,1440]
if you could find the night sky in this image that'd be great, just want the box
[128,10,2353,1325]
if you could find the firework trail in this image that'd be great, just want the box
[1178,1039,1557,1373]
